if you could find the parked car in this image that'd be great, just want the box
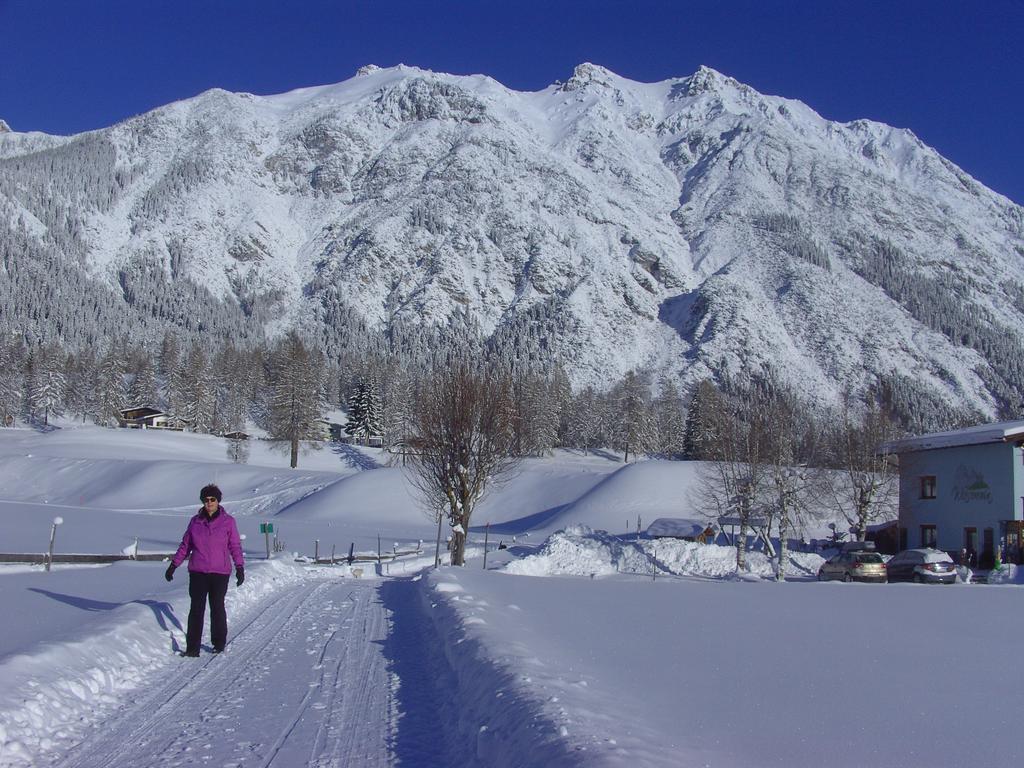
[885,548,957,584]
[817,550,887,583]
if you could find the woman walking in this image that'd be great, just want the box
[165,484,245,656]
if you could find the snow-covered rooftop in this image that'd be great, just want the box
[882,419,1024,453]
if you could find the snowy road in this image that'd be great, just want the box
[50,576,463,768]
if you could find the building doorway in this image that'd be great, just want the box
[963,527,978,566]
[1004,521,1024,565]
[982,528,995,569]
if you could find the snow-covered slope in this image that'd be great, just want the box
[3,64,1024,414]
[4,425,1024,767]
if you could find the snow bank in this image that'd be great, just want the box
[0,559,307,766]
[425,562,1024,767]
[986,563,1024,584]
[503,525,825,580]
[418,571,594,768]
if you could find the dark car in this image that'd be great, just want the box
[817,550,887,583]
[886,548,956,584]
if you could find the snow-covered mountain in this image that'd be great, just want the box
[2,63,1023,416]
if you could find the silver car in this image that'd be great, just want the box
[886,548,956,584]
[817,551,887,583]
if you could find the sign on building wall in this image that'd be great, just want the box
[952,465,993,504]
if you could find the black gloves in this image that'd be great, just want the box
[165,563,242,585]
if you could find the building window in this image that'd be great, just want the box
[920,476,937,499]
[921,525,937,548]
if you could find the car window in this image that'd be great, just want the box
[909,552,923,563]
[855,553,883,564]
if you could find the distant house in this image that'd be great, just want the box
[864,520,900,555]
[118,406,168,429]
[882,420,1024,567]
[316,418,342,442]
[222,431,249,440]
[646,518,716,543]
[334,425,383,447]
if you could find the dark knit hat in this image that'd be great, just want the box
[200,484,223,502]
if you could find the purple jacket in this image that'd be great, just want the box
[172,507,244,575]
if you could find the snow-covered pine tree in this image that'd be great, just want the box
[0,339,24,427]
[611,370,655,463]
[682,379,727,460]
[95,347,126,425]
[560,386,602,454]
[345,378,383,444]
[266,332,326,468]
[508,372,561,456]
[64,347,97,423]
[382,365,416,457]
[652,374,687,458]
[178,346,215,432]
[127,355,158,409]
[212,345,251,434]
[158,330,181,380]
[30,343,67,425]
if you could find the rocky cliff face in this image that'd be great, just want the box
[2,63,1023,416]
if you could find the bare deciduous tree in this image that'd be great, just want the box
[406,364,519,566]
[692,387,774,572]
[827,394,900,541]
[759,393,824,581]
[692,380,824,577]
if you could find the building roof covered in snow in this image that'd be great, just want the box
[646,518,712,539]
[881,420,1024,454]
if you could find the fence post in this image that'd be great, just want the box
[331,544,336,565]
[434,510,443,568]
[315,539,319,563]
[46,517,63,572]
[483,523,490,570]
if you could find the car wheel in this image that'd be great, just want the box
[913,573,923,584]
[843,573,853,583]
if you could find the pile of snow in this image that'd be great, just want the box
[986,563,1024,584]
[504,524,826,580]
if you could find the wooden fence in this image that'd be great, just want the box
[0,552,174,565]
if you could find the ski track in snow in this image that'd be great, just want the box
[49,578,448,768]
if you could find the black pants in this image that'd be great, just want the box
[186,572,230,653]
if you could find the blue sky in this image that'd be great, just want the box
[2,0,1022,204]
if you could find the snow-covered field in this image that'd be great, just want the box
[1,424,1022,767]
